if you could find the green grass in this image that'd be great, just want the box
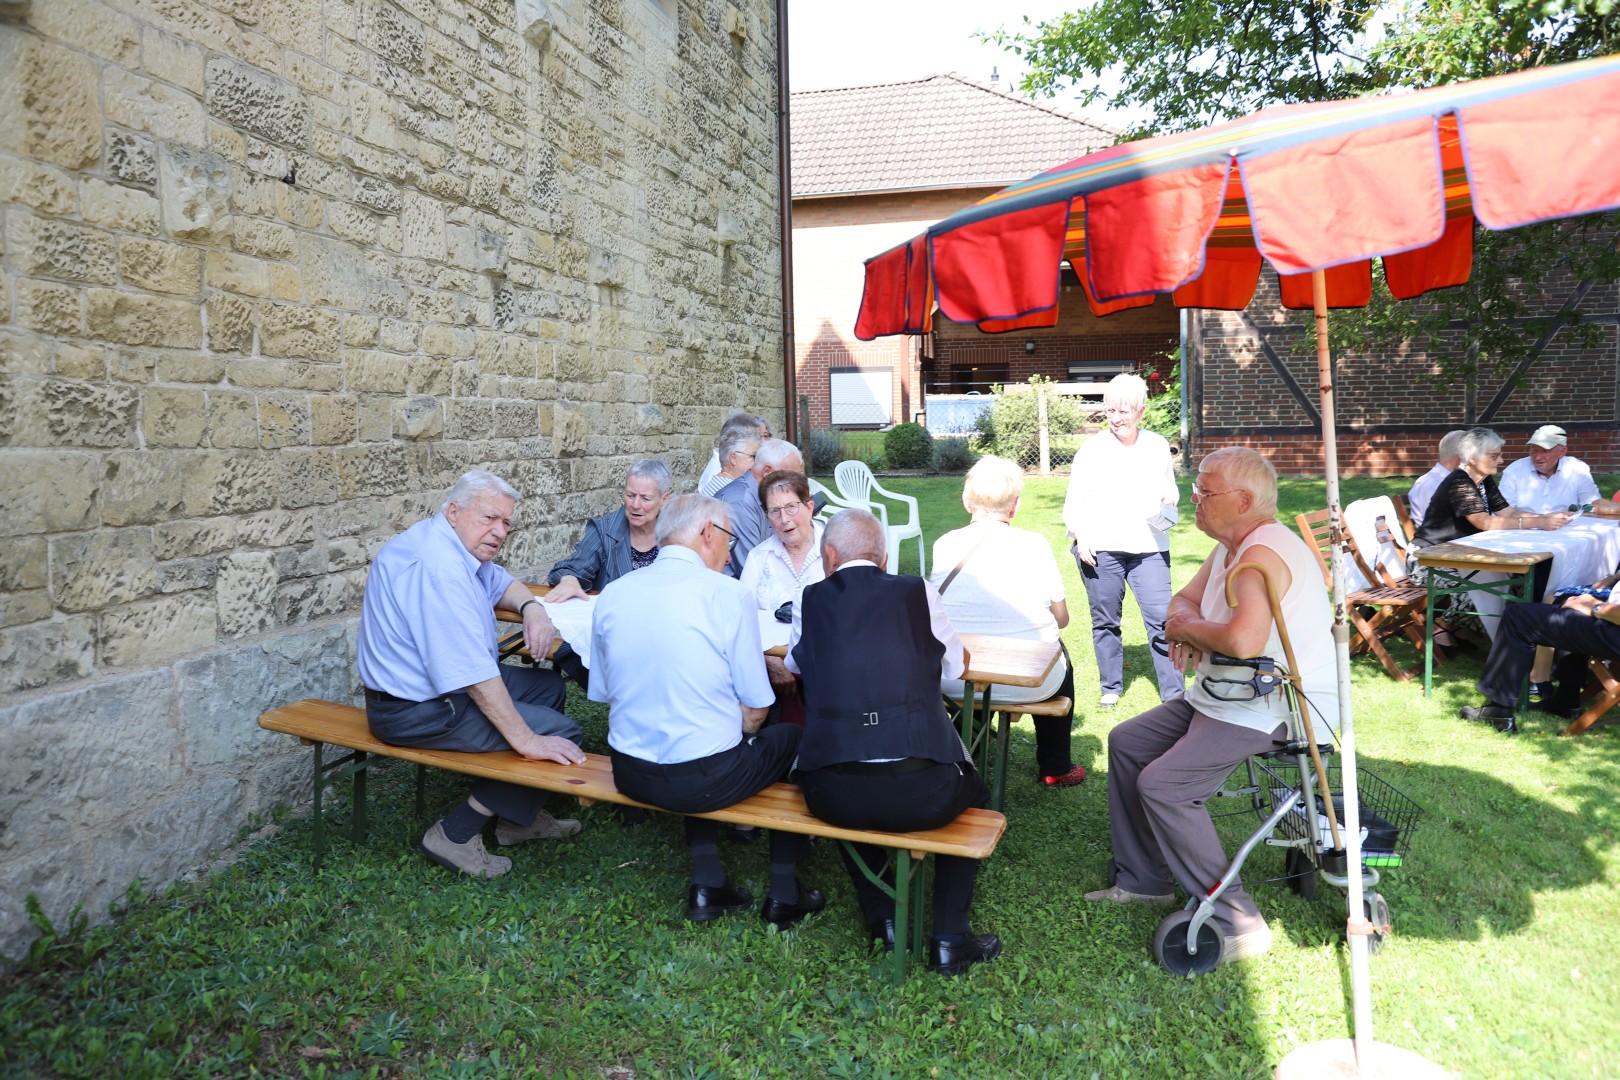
[4,473,1620,1078]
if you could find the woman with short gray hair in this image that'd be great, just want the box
[1413,427,1572,548]
[545,459,673,604]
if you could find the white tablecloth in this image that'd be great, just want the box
[533,594,791,668]
[1443,518,1620,636]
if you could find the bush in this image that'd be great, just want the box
[1140,358,1184,440]
[806,427,843,474]
[931,435,978,473]
[972,375,1089,464]
[883,422,933,470]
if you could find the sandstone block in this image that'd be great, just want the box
[342,314,379,347]
[354,175,402,214]
[0,592,52,629]
[327,201,379,246]
[159,145,232,240]
[0,537,48,591]
[99,593,215,667]
[204,59,309,144]
[4,378,137,449]
[275,571,354,626]
[144,27,206,95]
[205,295,256,354]
[12,213,119,284]
[379,319,418,352]
[0,156,77,217]
[154,352,226,383]
[207,390,259,448]
[108,351,154,384]
[301,238,366,308]
[232,218,297,260]
[272,542,327,580]
[270,262,302,300]
[205,250,271,296]
[357,396,394,442]
[107,130,158,186]
[396,394,443,439]
[277,184,323,229]
[0,329,52,376]
[142,386,209,447]
[154,516,235,560]
[327,536,371,572]
[214,551,276,638]
[104,66,204,146]
[81,179,162,235]
[236,507,315,547]
[15,278,82,333]
[334,443,409,499]
[50,528,158,611]
[257,392,309,448]
[190,450,278,516]
[29,0,140,64]
[343,350,408,393]
[87,290,203,348]
[260,305,341,358]
[276,448,341,509]
[363,0,425,71]
[421,322,473,358]
[207,120,246,164]
[553,400,591,457]
[0,614,95,693]
[310,394,357,444]
[446,397,493,439]
[158,556,217,593]
[120,237,201,295]
[99,450,186,525]
[401,193,446,260]
[0,36,102,169]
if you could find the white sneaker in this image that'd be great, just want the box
[420,822,513,878]
[495,809,583,846]
[1220,924,1273,964]
[1099,693,1121,708]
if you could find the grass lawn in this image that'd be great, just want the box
[4,472,1619,1078]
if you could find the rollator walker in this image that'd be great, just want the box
[1152,562,1421,976]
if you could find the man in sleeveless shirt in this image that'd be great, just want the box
[1085,448,1339,966]
[786,509,1000,976]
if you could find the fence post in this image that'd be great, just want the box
[1037,380,1051,476]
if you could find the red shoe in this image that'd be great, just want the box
[1041,765,1087,787]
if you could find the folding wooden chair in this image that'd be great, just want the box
[1295,508,1434,681]
[1565,656,1620,735]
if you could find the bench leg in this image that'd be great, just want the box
[312,742,327,868]
[991,710,1011,813]
[415,763,427,825]
[841,842,933,983]
[352,750,368,845]
[308,742,376,869]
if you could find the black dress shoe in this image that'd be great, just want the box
[760,884,827,928]
[726,825,758,844]
[929,932,1002,976]
[1459,703,1516,733]
[685,881,753,922]
[866,917,896,952]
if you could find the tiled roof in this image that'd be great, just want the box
[790,73,1119,198]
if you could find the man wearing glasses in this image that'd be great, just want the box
[1085,448,1338,967]
[591,494,825,926]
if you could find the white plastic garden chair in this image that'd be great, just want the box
[833,460,925,576]
[807,477,862,524]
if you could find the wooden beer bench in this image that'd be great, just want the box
[259,699,1007,981]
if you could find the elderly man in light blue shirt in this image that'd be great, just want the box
[358,470,586,879]
[591,493,825,926]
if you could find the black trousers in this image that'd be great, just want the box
[1478,600,1620,710]
[797,759,988,937]
[610,725,809,865]
[365,666,578,825]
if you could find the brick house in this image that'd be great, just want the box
[789,75,1178,433]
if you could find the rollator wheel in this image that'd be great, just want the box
[1285,846,1319,899]
[1152,909,1223,977]
[1362,893,1391,956]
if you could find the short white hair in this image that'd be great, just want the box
[821,508,887,564]
[1458,427,1504,470]
[626,458,672,494]
[1437,429,1467,462]
[442,470,519,513]
[1103,373,1148,412]
[655,493,729,547]
[1200,447,1278,516]
[755,438,802,473]
[962,455,1023,514]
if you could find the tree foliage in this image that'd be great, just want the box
[990,1,1620,385]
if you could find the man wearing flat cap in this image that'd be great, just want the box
[1498,425,1600,514]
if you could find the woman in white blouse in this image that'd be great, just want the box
[931,456,1086,788]
[740,470,825,725]
[1062,373,1184,709]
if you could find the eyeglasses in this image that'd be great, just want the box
[710,522,738,550]
[766,501,807,520]
[1191,484,1237,501]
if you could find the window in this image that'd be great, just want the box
[830,367,892,426]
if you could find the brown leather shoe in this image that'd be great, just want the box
[494,810,582,846]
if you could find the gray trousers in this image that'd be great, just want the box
[1105,698,1283,936]
[365,665,582,826]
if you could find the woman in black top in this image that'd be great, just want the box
[1413,427,1574,547]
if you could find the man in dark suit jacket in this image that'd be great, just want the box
[785,509,1000,976]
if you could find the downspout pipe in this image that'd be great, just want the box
[775,0,798,444]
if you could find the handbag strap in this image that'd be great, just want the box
[936,527,998,595]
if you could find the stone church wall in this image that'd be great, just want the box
[0,0,785,959]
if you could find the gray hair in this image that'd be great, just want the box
[718,425,762,465]
[962,454,1024,515]
[1102,372,1149,412]
[1437,428,1468,465]
[755,438,802,473]
[626,458,672,494]
[1457,426,1504,470]
[656,493,729,547]
[442,470,520,513]
[822,508,887,565]
[715,412,768,454]
[1200,447,1278,517]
